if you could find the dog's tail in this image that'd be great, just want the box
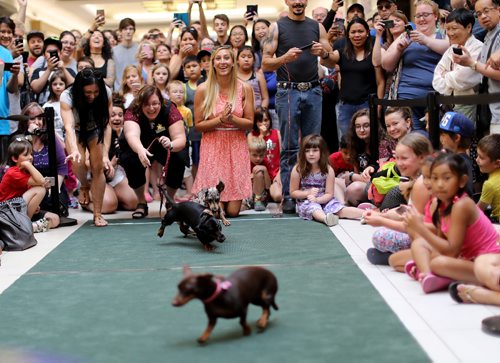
[271,298,279,311]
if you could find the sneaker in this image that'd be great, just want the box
[254,201,266,212]
[69,196,79,209]
[421,273,453,294]
[324,213,339,227]
[282,198,296,214]
[366,248,391,265]
[33,217,49,233]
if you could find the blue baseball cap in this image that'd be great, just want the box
[439,111,474,138]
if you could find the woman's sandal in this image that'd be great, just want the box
[132,203,149,219]
[93,214,108,227]
[79,186,90,207]
[449,282,479,304]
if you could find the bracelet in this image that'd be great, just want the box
[321,51,330,60]
[88,29,94,34]
[470,60,478,71]
[169,142,174,151]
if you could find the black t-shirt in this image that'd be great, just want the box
[338,49,377,104]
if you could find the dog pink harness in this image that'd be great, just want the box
[204,279,232,303]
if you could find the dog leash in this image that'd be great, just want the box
[146,137,171,216]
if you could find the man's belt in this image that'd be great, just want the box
[277,81,320,91]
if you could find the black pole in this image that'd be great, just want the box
[368,93,379,161]
[426,91,440,150]
[44,107,77,227]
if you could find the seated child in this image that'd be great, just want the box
[290,134,364,226]
[476,134,500,223]
[248,136,282,211]
[439,111,475,197]
[329,135,354,177]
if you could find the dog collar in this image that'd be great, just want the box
[204,279,232,303]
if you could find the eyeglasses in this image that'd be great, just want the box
[415,12,433,19]
[80,68,103,80]
[377,3,393,10]
[475,7,496,17]
[355,123,370,130]
[144,102,162,108]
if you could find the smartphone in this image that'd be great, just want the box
[15,37,23,47]
[246,5,258,15]
[452,47,463,55]
[405,24,413,36]
[48,50,59,62]
[173,12,189,26]
[337,0,344,6]
[299,42,314,50]
[96,9,105,18]
[382,20,394,29]
[3,62,15,72]
[399,176,410,182]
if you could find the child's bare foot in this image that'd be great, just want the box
[94,215,108,227]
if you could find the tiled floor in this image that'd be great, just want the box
[1,204,499,362]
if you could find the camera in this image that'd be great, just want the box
[29,128,46,136]
[382,20,394,29]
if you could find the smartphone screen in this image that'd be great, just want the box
[299,42,314,50]
[3,63,14,72]
[246,5,258,15]
[452,47,463,55]
[96,9,105,18]
[405,24,413,35]
[173,12,189,26]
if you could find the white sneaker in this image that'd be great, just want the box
[325,213,339,227]
[33,217,49,233]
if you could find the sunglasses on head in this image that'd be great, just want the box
[80,68,103,80]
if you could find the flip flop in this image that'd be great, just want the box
[93,215,108,227]
[449,282,480,304]
[132,203,149,219]
[404,260,420,280]
[482,315,500,336]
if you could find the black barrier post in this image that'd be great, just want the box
[426,91,440,150]
[368,93,379,161]
[44,107,77,227]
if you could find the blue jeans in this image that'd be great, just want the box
[337,101,369,140]
[275,86,322,197]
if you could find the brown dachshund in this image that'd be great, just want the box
[172,266,279,343]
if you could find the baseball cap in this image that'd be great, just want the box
[197,49,211,62]
[439,111,475,138]
[27,30,44,42]
[43,36,62,51]
[347,3,365,14]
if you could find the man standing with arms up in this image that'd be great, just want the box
[262,0,334,213]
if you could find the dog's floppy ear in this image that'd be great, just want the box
[183,265,193,277]
[216,181,225,193]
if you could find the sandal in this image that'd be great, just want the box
[132,203,149,219]
[449,282,479,303]
[93,214,108,227]
[404,260,420,281]
[78,186,90,206]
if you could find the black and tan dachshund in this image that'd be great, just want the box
[195,181,231,226]
[172,266,279,344]
[157,194,225,251]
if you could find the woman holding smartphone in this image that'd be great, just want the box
[136,40,156,84]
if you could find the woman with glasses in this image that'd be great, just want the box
[61,68,112,227]
[382,0,449,129]
[82,30,115,89]
[169,27,200,82]
[192,46,254,218]
[120,85,186,219]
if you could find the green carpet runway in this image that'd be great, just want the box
[0,216,429,363]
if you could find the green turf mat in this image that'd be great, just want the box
[0,216,429,363]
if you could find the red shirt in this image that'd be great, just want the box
[251,129,280,181]
[0,166,31,201]
[329,151,354,175]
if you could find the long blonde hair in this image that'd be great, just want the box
[202,45,239,119]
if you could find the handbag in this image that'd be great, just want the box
[372,162,401,194]
[0,198,37,251]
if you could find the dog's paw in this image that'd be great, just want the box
[157,227,165,237]
[222,219,231,226]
